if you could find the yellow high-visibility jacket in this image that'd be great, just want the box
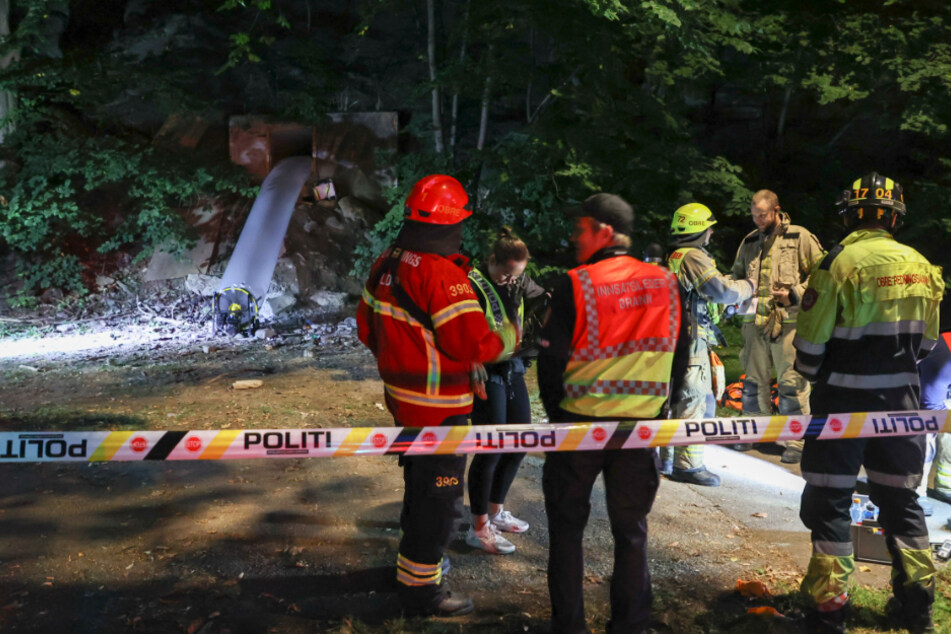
[794,228,943,411]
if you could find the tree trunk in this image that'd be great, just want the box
[824,114,858,153]
[449,90,459,153]
[529,65,580,124]
[776,84,793,146]
[476,46,493,152]
[449,0,469,153]
[427,0,444,154]
[525,25,533,123]
[0,0,18,144]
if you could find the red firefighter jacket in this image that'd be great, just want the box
[357,247,506,427]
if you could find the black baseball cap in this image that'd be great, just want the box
[568,193,634,236]
[642,242,666,262]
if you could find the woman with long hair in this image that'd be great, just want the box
[465,227,548,554]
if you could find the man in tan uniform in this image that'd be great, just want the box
[730,190,824,463]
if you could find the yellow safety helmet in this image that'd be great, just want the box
[671,203,717,236]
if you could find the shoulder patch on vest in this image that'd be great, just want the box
[742,233,760,244]
[784,232,800,239]
[801,287,819,311]
[818,244,844,271]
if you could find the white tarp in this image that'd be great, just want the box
[217,156,312,301]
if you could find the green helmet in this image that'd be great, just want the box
[671,203,717,236]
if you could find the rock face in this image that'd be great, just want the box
[3,112,393,320]
[143,237,217,282]
[139,113,395,320]
[284,196,380,298]
[144,193,380,320]
[227,114,398,201]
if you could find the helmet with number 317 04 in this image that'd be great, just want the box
[836,172,906,227]
[403,174,472,225]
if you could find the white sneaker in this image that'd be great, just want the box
[465,523,515,555]
[490,509,529,533]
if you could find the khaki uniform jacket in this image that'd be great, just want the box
[730,212,824,326]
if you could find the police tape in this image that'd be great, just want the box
[2,409,950,463]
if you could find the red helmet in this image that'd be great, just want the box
[404,174,472,225]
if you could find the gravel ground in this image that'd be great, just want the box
[0,295,947,633]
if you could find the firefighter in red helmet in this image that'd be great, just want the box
[357,174,518,618]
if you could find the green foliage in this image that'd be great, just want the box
[478,134,575,258]
[15,254,86,296]
[6,291,40,310]
[351,134,577,278]
[351,152,451,277]
[715,319,744,378]
[580,0,630,21]
[217,0,274,10]
[801,70,868,105]
[0,0,62,60]
[0,123,254,293]
[216,0,292,71]
[350,0,764,277]
[640,1,682,27]
[4,0,951,300]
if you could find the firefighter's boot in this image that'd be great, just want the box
[669,467,721,487]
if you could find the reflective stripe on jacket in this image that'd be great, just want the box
[560,255,682,418]
[468,268,524,332]
[793,228,943,399]
[357,248,505,426]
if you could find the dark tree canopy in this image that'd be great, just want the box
[1,0,950,293]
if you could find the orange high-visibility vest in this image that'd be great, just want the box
[561,255,682,418]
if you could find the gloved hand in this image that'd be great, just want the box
[493,319,520,362]
[762,300,787,342]
[771,285,791,307]
[470,363,488,400]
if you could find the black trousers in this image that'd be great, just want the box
[800,384,934,612]
[800,434,933,612]
[543,448,659,634]
[396,414,468,609]
[468,371,531,515]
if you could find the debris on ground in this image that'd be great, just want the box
[736,579,772,598]
[233,379,264,390]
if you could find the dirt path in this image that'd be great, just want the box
[0,326,930,633]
